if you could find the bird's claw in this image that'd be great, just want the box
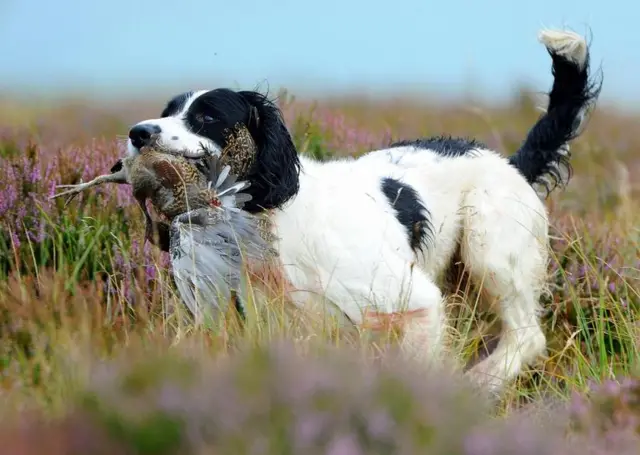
[50,182,88,208]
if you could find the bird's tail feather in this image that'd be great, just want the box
[202,153,254,210]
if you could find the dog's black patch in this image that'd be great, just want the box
[178,88,300,213]
[389,135,487,158]
[380,177,433,253]
[161,91,194,118]
[110,159,123,173]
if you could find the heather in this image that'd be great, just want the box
[0,90,639,453]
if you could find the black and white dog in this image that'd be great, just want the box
[125,29,601,391]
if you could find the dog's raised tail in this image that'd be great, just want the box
[509,29,602,196]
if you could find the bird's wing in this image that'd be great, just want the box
[168,207,273,324]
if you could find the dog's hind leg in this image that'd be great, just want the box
[459,183,549,393]
[317,255,448,368]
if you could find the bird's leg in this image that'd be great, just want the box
[50,168,129,208]
[136,197,171,253]
[137,197,155,245]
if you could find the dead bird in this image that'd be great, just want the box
[54,123,261,234]
[50,143,276,324]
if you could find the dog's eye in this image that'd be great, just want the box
[197,114,215,123]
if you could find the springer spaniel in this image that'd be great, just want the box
[124,29,601,392]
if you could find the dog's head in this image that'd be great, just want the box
[127,88,301,213]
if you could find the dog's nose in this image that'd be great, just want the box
[129,123,161,149]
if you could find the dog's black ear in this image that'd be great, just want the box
[238,90,300,213]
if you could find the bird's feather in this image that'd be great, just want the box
[150,159,185,187]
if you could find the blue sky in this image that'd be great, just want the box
[0,0,637,106]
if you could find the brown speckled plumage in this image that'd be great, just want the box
[127,148,219,220]
[220,123,257,178]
